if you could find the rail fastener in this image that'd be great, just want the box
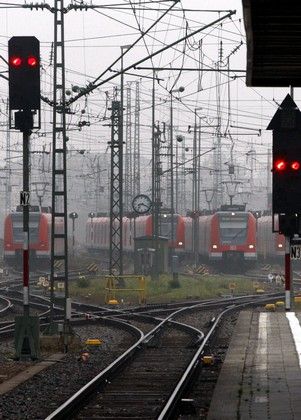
[202,355,214,365]
[85,339,102,346]
[108,299,119,305]
[265,303,276,311]
[294,296,301,304]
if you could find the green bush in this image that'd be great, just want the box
[168,277,181,289]
[77,275,90,288]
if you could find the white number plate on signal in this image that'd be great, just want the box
[291,245,301,259]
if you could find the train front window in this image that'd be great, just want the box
[12,213,40,244]
[160,222,172,239]
[218,213,248,245]
[12,221,23,243]
[160,215,177,239]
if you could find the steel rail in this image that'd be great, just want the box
[45,306,203,419]
[0,295,13,314]
[157,294,283,418]
[44,294,280,419]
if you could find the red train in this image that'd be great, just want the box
[197,210,257,266]
[257,215,285,260]
[86,213,187,253]
[177,209,257,269]
[86,207,257,270]
[4,206,63,268]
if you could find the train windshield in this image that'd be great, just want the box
[218,213,248,245]
[160,215,177,239]
[11,213,41,243]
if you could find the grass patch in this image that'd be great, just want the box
[76,275,90,288]
[69,273,255,305]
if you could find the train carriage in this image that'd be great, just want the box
[257,215,285,260]
[86,213,186,253]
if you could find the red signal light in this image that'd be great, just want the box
[291,161,300,170]
[10,56,22,67]
[275,160,286,171]
[27,56,38,67]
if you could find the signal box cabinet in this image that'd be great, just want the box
[134,236,168,275]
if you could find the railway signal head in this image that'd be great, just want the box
[272,147,301,214]
[268,94,301,215]
[8,36,40,111]
[69,212,78,220]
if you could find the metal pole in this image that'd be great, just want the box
[23,130,30,317]
[72,218,75,257]
[267,148,271,210]
[109,101,123,280]
[151,72,156,280]
[285,236,291,310]
[197,116,201,213]
[6,99,11,215]
[170,93,174,264]
[151,72,160,280]
[120,49,125,276]
[192,114,197,265]
[175,138,178,213]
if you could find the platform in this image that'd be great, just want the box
[208,310,301,419]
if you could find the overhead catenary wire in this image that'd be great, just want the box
[66,10,236,106]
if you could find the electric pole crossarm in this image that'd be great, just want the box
[161,148,216,174]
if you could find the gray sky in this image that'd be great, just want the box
[0,1,294,210]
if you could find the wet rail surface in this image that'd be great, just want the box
[45,293,283,419]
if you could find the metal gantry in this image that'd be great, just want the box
[50,0,70,343]
[5,100,11,214]
[124,83,132,211]
[192,114,201,265]
[153,123,162,232]
[133,80,141,196]
[165,127,172,209]
[109,101,123,278]
[151,117,163,279]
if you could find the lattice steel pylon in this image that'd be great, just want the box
[49,0,70,344]
[165,126,172,208]
[178,142,186,214]
[124,83,132,211]
[212,60,223,210]
[109,101,123,278]
[154,124,162,231]
[133,81,141,196]
[5,100,11,214]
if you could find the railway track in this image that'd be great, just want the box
[0,295,13,317]
[45,292,282,420]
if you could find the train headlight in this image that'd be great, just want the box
[248,244,254,249]
[278,244,283,248]
[212,244,217,249]
[178,241,183,246]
